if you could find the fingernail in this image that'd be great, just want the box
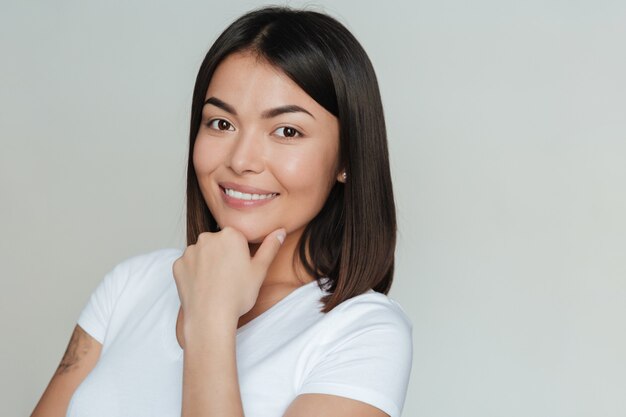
[276,230,286,244]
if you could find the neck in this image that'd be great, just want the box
[249,228,313,289]
[237,229,315,329]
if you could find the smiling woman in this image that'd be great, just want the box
[194,51,341,245]
[30,6,412,417]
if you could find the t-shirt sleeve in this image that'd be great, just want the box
[76,261,131,344]
[297,295,413,417]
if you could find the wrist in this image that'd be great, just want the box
[182,311,238,346]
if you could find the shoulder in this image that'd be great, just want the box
[94,247,184,301]
[106,247,183,283]
[322,290,412,338]
[297,290,413,417]
[113,247,184,274]
[77,248,183,344]
[311,289,413,359]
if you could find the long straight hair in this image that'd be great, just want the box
[186,7,396,313]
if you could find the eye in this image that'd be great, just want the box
[207,118,235,131]
[273,126,302,138]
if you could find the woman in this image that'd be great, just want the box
[31,6,412,417]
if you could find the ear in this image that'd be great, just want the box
[337,170,347,183]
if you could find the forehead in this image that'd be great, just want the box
[204,52,321,113]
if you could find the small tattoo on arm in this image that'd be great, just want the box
[56,326,92,375]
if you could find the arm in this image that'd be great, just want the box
[30,324,102,417]
[181,315,244,417]
[284,394,389,417]
[181,315,389,417]
[175,229,399,416]
[175,227,274,417]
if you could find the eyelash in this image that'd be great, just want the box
[206,118,235,131]
[273,126,302,138]
[205,118,303,139]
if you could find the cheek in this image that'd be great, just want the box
[193,139,221,175]
[275,149,337,195]
[280,152,313,176]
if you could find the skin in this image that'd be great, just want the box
[190,51,343,328]
[30,51,388,417]
[176,51,387,417]
[30,325,101,417]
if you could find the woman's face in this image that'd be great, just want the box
[193,51,342,244]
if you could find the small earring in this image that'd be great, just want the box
[341,171,347,182]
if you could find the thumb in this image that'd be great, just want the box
[252,228,286,271]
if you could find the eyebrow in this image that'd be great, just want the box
[261,104,315,120]
[203,96,315,120]
[204,97,237,115]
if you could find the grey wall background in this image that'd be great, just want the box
[2,0,625,416]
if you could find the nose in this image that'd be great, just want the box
[227,129,265,175]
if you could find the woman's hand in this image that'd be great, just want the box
[172,226,286,338]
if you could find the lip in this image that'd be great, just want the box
[218,182,279,209]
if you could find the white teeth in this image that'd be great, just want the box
[224,188,276,201]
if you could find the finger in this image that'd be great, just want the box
[252,228,286,270]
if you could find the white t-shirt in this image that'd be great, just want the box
[67,248,412,417]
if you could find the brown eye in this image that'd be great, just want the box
[274,126,302,138]
[208,119,234,131]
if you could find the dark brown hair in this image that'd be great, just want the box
[185,6,396,313]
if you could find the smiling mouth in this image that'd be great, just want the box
[221,187,279,201]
